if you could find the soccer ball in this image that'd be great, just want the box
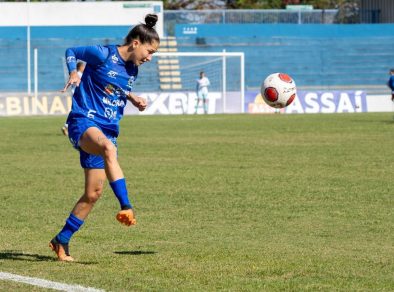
[261,73,297,108]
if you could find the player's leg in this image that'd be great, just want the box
[79,127,123,181]
[49,169,106,261]
[195,95,200,114]
[202,94,208,114]
[79,127,136,226]
[71,168,106,219]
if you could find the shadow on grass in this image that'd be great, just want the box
[114,250,157,256]
[0,250,98,265]
[0,250,55,262]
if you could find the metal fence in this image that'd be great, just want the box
[360,0,394,23]
[164,9,338,36]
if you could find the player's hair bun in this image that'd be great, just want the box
[123,13,159,46]
[145,14,158,29]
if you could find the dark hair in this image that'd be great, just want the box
[124,14,160,45]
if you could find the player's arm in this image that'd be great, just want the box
[62,45,108,92]
[127,92,147,112]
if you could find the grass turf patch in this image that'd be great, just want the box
[0,113,393,291]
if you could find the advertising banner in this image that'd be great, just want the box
[245,90,392,114]
[0,90,393,116]
[0,91,241,116]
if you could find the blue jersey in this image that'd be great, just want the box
[65,45,138,136]
[388,75,394,92]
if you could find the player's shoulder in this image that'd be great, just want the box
[94,44,111,55]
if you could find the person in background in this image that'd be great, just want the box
[388,68,394,101]
[195,71,210,114]
[49,14,160,262]
[61,61,85,136]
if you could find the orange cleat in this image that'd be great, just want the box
[116,209,137,226]
[49,238,74,262]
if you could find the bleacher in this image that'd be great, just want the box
[1,27,394,94]
[174,25,394,94]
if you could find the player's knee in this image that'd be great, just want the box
[102,141,117,161]
[85,188,103,204]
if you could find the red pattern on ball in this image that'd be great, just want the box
[286,93,296,106]
[264,87,278,102]
[279,73,292,83]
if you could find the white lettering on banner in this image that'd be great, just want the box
[201,93,221,114]
[23,97,30,114]
[142,93,169,114]
[6,97,22,115]
[337,93,354,113]
[0,95,72,115]
[141,92,222,115]
[354,90,364,113]
[286,98,304,113]
[321,93,335,113]
[304,93,319,113]
[33,96,48,114]
[168,93,188,114]
[286,91,364,114]
[49,96,67,114]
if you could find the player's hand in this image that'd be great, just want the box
[61,71,81,92]
[130,95,147,111]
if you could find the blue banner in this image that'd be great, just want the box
[176,24,394,38]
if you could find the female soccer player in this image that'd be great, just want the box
[49,14,160,262]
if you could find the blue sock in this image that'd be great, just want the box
[110,178,132,210]
[56,213,84,244]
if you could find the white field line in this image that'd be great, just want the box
[0,272,105,292]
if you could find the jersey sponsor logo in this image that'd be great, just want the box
[104,107,117,120]
[111,54,119,64]
[102,96,125,107]
[107,70,118,79]
[104,84,126,98]
[104,84,115,96]
[66,56,76,63]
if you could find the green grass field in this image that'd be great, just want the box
[0,113,393,291]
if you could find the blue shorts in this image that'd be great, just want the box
[67,117,117,169]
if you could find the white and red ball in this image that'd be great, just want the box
[261,73,297,108]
